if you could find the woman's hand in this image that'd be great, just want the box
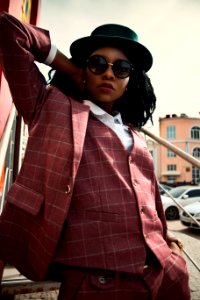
[169,241,183,256]
[50,49,85,92]
[166,231,183,256]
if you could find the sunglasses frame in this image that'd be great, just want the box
[86,55,133,79]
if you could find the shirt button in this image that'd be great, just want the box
[141,206,145,213]
[65,184,71,194]
[98,276,107,284]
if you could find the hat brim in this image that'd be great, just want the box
[70,36,153,72]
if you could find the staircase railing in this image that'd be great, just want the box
[0,105,16,178]
[140,127,200,227]
[140,127,200,169]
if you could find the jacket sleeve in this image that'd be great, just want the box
[0,12,52,125]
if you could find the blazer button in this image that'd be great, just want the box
[65,184,71,194]
[141,206,145,213]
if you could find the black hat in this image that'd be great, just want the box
[70,23,153,72]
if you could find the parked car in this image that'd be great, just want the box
[159,184,172,195]
[161,185,200,220]
[180,201,200,230]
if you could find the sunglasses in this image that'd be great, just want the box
[86,55,133,79]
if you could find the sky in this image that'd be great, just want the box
[38,0,200,134]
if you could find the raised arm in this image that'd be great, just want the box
[0,12,51,125]
[49,49,85,94]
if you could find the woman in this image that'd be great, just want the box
[0,12,190,300]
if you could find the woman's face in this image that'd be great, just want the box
[84,47,130,113]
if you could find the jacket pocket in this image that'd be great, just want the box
[5,182,44,216]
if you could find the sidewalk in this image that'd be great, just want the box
[2,268,60,299]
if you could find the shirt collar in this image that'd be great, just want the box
[83,100,123,124]
[83,100,106,116]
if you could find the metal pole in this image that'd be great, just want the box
[183,248,200,272]
[160,185,200,227]
[140,127,200,169]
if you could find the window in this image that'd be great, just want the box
[186,189,200,198]
[167,149,176,157]
[149,150,154,157]
[191,126,200,139]
[167,176,176,184]
[193,147,200,158]
[192,166,200,185]
[167,164,176,171]
[167,126,176,140]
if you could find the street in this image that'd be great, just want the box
[167,220,200,300]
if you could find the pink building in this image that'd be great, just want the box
[159,114,200,185]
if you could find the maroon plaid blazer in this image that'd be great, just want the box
[0,12,169,281]
[0,12,91,280]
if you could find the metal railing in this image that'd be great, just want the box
[0,168,12,215]
[141,127,200,169]
[141,127,200,227]
[0,105,16,179]
[158,183,200,228]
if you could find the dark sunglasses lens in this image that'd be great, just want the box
[113,60,132,78]
[87,56,107,74]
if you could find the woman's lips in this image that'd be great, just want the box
[98,83,114,92]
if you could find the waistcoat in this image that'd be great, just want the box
[54,115,165,274]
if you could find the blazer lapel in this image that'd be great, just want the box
[70,99,90,179]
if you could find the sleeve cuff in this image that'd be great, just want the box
[44,44,57,65]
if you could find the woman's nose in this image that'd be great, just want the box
[102,63,115,78]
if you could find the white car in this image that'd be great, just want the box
[180,201,200,230]
[161,185,200,220]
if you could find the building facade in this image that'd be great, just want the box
[159,114,200,185]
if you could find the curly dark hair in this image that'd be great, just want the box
[48,64,156,128]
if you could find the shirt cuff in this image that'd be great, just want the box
[44,44,57,65]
